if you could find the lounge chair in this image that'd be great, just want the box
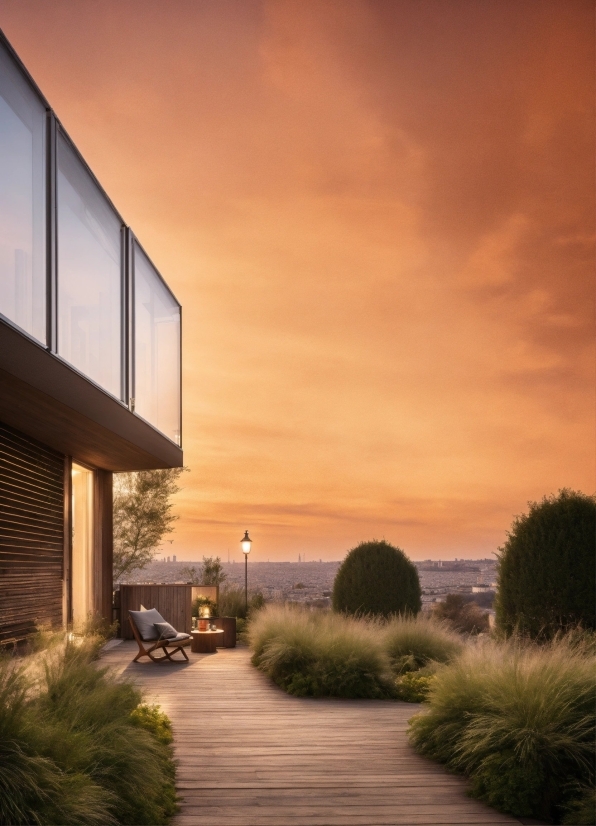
[129,608,191,663]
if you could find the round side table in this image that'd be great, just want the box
[191,629,224,653]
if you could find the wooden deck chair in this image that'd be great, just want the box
[129,609,191,663]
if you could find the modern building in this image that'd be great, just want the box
[0,31,183,644]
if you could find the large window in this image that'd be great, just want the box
[0,41,46,343]
[57,133,122,398]
[134,243,181,444]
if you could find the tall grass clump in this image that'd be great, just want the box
[218,585,265,619]
[382,613,463,673]
[249,604,394,698]
[0,636,178,825]
[409,633,596,823]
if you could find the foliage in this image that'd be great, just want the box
[395,671,435,703]
[113,468,187,581]
[332,540,421,618]
[251,606,381,698]
[0,637,178,825]
[468,590,495,609]
[130,703,173,745]
[433,594,489,634]
[250,604,395,698]
[249,606,466,700]
[191,596,217,617]
[200,556,228,586]
[179,565,201,585]
[408,633,596,823]
[561,785,596,825]
[382,612,463,673]
[218,585,265,619]
[495,489,596,638]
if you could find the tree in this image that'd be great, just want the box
[495,489,596,637]
[433,594,489,634]
[200,556,227,586]
[180,566,201,585]
[113,468,186,581]
[180,558,227,586]
[332,539,421,617]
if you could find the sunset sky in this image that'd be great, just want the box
[2,1,593,562]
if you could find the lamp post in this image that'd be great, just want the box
[241,530,252,614]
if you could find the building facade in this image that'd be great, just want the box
[0,31,183,644]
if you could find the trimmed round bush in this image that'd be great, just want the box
[332,540,421,617]
[495,489,596,637]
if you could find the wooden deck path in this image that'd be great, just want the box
[101,642,521,826]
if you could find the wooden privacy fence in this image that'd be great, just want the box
[118,584,219,639]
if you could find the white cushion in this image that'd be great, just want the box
[129,608,165,640]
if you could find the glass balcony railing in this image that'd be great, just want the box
[0,40,46,344]
[57,131,123,399]
[0,32,182,447]
[133,241,181,446]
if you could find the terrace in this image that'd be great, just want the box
[101,641,520,826]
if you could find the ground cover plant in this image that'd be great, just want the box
[249,604,462,700]
[0,633,178,826]
[408,633,596,824]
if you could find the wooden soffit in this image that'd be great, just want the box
[0,321,183,471]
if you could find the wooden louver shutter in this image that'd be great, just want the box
[0,422,64,644]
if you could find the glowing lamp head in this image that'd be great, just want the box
[241,530,252,555]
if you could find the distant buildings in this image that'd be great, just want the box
[126,558,498,610]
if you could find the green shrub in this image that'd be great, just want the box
[130,703,173,745]
[433,594,489,634]
[0,638,178,826]
[496,489,596,637]
[332,540,421,617]
[382,613,463,673]
[409,634,596,823]
[395,671,435,702]
[249,604,394,698]
[192,596,217,617]
[562,785,596,825]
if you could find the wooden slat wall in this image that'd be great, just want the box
[120,584,192,638]
[0,422,64,644]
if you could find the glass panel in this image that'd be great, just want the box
[0,41,46,342]
[57,133,121,397]
[134,243,181,444]
[71,463,94,627]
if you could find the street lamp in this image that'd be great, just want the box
[241,530,252,614]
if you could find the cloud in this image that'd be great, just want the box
[2,0,592,559]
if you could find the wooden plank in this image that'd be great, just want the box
[100,644,521,826]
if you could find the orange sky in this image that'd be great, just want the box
[2,0,594,562]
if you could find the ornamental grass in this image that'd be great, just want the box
[249,604,465,700]
[0,635,177,826]
[249,603,394,698]
[408,632,596,824]
[382,612,463,673]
